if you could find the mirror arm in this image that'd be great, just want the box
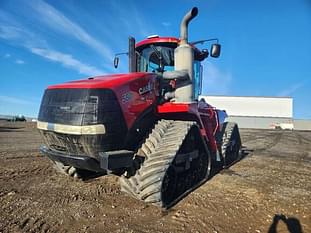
[115,52,128,57]
[114,52,129,69]
[114,51,141,69]
[190,38,219,46]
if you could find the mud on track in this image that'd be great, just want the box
[0,121,310,233]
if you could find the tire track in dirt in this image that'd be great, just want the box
[0,196,61,233]
[0,165,54,179]
[256,131,283,152]
[19,215,61,233]
[20,211,63,233]
[241,131,283,155]
[170,210,191,225]
[295,131,311,145]
[4,154,42,160]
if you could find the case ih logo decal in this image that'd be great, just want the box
[121,92,133,103]
[139,82,153,95]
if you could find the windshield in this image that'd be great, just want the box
[137,45,175,73]
[135,42,203,100]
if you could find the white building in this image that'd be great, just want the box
[201,95,293,129]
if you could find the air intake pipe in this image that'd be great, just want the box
[174,7,198,102]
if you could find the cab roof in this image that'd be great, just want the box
[136,36,204,60]
[136,37,179,48]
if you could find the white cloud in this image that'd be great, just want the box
[162,22,171,27]
[0,24,48,48]
[0,25,23,40]
[0,12,105,76]
[26,0,114,61]
[4,53,11,58]
[31,47,104,76]
[201,61,232,95]
[277,82,304,97]
[15,59,25,64]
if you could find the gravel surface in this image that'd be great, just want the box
[0,121,310,233]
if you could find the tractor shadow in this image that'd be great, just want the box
[0,126,25,132]
[267,214,303,233]
[78,169,107,181]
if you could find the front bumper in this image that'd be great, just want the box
[40,145,134,173]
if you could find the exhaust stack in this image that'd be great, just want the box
[180,7,198,45]
[128,37,136,73]
[174,7,198,102]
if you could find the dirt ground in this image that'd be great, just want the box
[0,121,310,233]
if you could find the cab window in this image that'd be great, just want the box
[193,61,202,99]
[137,45,175,73]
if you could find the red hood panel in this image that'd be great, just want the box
[47,72,155,89]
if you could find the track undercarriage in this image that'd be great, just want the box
[120,119,211,208]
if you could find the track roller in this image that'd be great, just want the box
[51,161,83,179]
[51,160,101,180]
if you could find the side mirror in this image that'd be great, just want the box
[211,44,221,58]
[114,56,119,68]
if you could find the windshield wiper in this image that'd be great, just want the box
[150,45,164,72]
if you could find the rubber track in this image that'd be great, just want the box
[221,122,241,167]
[221,122,235,156]
[120,119,197,207]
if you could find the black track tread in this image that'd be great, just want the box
[119,119,196,207]
[221,122,235,154]
[221,122,242,166]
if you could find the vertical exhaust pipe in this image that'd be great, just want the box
[180,7,198,45]
[174,7,198,102]
[128,36,136,73]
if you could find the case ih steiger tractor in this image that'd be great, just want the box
[37,7,241,208]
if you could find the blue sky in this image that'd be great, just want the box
[0,0,310,118]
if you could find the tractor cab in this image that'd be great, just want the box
[135,36,206,100]
[114,35,218,101]
[135,37,177,73]
[135,36,208,99]
[135,36,210,74]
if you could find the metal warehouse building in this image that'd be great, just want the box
[201,95,293,129]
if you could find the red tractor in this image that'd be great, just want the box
[37,7,241,208]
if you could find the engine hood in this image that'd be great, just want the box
[47,72,156,90]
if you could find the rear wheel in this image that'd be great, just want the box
[120,119,211,208]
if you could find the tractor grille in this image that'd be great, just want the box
[38,88,127,158]
[40,131,85,154]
